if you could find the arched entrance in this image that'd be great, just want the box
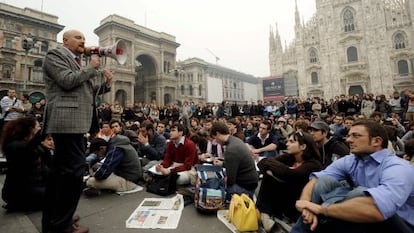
[115,89,127,107]
[348,85,363,96]
[135,54,157,103]
[164,93,171,105]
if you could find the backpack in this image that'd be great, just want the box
[194,164,226,212]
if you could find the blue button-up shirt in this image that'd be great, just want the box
[311,149,414,226]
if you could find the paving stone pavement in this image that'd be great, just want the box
[0,174,232,233]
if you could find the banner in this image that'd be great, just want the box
[262,76,284,101]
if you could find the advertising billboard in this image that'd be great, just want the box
[262,76,285,101]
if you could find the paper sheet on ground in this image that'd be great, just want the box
[126,194,184,229]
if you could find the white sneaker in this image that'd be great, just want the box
[116,185,143,195]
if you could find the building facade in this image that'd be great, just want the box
[0,3,63,101]
[269,0,414,99]
[177,58,261,105]
[94,15,261,106]
[0,4,261,106]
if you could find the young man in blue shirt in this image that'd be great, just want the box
[291,120,414,233]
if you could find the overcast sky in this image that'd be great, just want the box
[5,0,316,77]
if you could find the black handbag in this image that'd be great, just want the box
[146,172,179,196]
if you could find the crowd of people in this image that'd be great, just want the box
[2,88,414,232]
[1,29,413,233]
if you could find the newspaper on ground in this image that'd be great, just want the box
[126,194,184,229]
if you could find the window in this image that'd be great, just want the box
[189,85,193,96]
[39,41,48,54]
[398,60,409,75]
[343,8,355,32]
[347,46,358,62]
[199,85,202,97]
[309,49,318,63]
[5,37,13,49]
[2,64,12,79]
[394,33,406,49]
[181,85,185,95]
[311,72,318,84]
[32,59,43,82]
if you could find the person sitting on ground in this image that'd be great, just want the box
[291,120,414,233]
[84,134,143,196]
[226,118,245,141]
[308,120,349,167]
[95,121,114,142]
[244,121,257,142]
[273,117,294,152]
[110,119,139,149]
[156,119,170,140]
[154,123,199,185]
[136,121,167,171]
[85,138,109,169]
[293,119,309,133]
[1,116,48,211]
[210,121,259,201]
[256,132,323,232]
[199,133,224,162]
[247,120,278,160]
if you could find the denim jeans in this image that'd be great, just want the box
[291,176,414,233]
[226,183,255,202]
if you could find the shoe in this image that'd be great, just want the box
[83,187,101,197]
[261,213,275,233]
[64,224,89,233]
[116,185,143,195]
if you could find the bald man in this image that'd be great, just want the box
[42,29,113,233]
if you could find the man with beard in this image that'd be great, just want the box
[291,120,414,233]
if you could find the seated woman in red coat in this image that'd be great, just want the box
[256,132,323,232]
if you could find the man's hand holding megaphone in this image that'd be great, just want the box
[88,56,114,85]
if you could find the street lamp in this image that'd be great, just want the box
[22,35,36,92]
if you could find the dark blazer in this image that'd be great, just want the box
[43,46,110,134]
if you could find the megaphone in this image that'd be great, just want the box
[84,39,127,65]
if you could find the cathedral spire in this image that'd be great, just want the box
[295,0,300,26]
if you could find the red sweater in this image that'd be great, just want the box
[160,137,199,172]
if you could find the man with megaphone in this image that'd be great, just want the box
[42,29,114,233]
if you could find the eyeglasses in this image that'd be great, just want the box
[346,133,368,139]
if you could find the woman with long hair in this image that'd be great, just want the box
[1,116,50,211]
[255,132,323,232]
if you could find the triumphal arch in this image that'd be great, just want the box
[94,14,180,107]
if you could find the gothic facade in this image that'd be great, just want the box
[269,0,414,99]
